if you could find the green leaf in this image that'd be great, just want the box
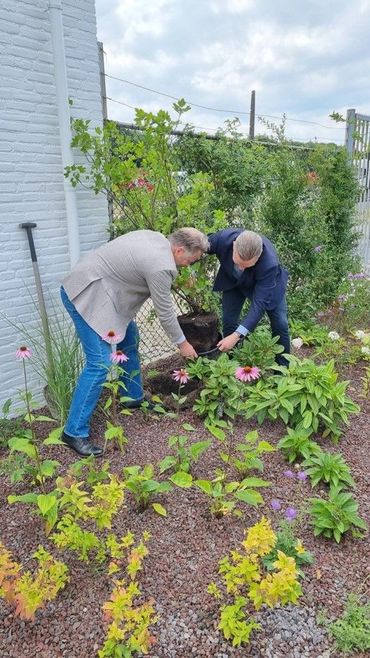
[43,428,63,445]
[8,437,37,459]
[239,477,270,488]
[194,479,213,494]
[182,423,196,431]
[37,493,58,516]
[8,493,38,505]
[234,489,264,505]
[39,459,60,478]
[152,502,167,516]
[189,440,211,460]
[158,456,176,473]
[170,471,193,488]
[207,425,226,441]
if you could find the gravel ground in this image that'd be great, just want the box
[0,352,369,658]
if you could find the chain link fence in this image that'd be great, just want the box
[136,295,188,364]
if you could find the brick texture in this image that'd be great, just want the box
[0,0,108,408]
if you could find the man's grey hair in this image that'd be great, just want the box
[234,230,263,261]
[169,227,209,254]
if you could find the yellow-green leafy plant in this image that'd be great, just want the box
[98,531,158,658]
[0,541,68,620]
[51,475,126,561]
[208,517,302,646]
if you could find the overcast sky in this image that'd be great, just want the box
[94,0,370,145]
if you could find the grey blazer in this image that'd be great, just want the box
[62,230,184,344]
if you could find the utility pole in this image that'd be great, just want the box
[249,90,256,139]
[98,41,108,121]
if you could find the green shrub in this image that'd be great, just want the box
[326,594,370,653]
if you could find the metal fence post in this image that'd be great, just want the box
[345,108,356,159]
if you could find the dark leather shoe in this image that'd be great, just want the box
[62,433,103,457]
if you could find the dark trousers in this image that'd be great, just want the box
[221,288,290,366]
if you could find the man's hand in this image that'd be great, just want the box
[178,339,198,359]
[217,332,241,352]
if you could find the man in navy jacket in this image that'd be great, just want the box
[208,228,290,365]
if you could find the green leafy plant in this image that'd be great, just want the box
[192,354,243,426]
[289,319,330,346]
[8,420,62,493]
[66,102,228,315]
[0,452,29,484]
[194,468,270,518]
[7,350,63,491]
[324,593,370,653]
[122,465,172,515]
[277,427,322,463]
[309,486,367,543]
[244,356,360,440]
[208,517,302,647]
[303,450,355,489]
[0,399,23,449]
[233,328,284,373]
[0,541,69,620]
[67,455,112,486]
[262,520,314,577]
[220,429,275,476]
[158,433,211,474]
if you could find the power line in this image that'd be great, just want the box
[105,73,343,130]
[107,96,343,145]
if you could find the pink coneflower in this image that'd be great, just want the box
[172,369,190,385]
[110,350,129,364]
[102,330,123,345]
[16,346,32,360]
[235,365,261,382]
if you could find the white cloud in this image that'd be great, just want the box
[95,0,370,144]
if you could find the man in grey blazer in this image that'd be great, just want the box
[61,227,209,457]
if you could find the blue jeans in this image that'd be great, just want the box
[61,286,143,439]
[222,288,290,365]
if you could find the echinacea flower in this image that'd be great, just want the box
[283,469,295,479]
[285,507,297,521]
[102,330,123,345]
[271,499,282,511]
[110,350,129,364]
[291,337,304,349]
[297,470,308,481]
[235,365,261,382]
[172,368,190,385]
[328,331,340,341]
[16,346,32,360]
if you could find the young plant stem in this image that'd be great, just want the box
[22,360,45,493]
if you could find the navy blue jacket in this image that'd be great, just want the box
[208,228,289,333]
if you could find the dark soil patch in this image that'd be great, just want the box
[177,311,220,353]
[0,349,369,657]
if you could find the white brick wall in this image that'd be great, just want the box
[0,0,109,410]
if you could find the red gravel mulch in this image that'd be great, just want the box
[0,352,369,658]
